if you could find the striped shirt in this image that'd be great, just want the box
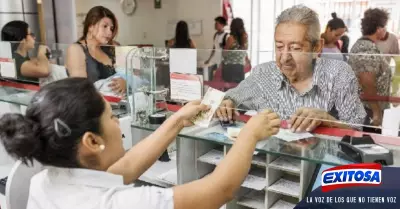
[225,58,367,126]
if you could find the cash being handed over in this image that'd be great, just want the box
[191,88,225,128]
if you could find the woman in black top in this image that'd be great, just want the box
[168,21,196,48]
[66,6,126,94]
[1,21,49,83]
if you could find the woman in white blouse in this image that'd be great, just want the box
[0,78,280,209]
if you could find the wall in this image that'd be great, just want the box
[74,0,222,49]
[174,0,222,49]
[54,0,78,44]
[0,0,41,42]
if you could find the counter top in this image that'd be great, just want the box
[132,110,400,167]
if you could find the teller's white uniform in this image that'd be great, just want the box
[27,167,174,209]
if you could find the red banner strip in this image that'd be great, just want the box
[156,103,400,146]
[0,81,122,103]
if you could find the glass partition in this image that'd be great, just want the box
[0,42,130,106]
[0,41,47,85]
[1,43,400,167]
[126,48,400,166]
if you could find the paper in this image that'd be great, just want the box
[241,174,266,191]
[0,42,12,58]
[272,129,314,142]
[244,110,258,116]
[170,73,202,101]
[157,169,177,185]
[0,58,16,79]
[192,88,225,128]
[39,64,68,86]
[197,149,224,165]
[169,49,197,74]
[134,92,149,112]
[382,108,400,137]
[227,127,242,138]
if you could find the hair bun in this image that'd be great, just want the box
[331,12,337,19]
[0,113,41,165]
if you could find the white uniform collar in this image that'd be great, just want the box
[44,166,125,188]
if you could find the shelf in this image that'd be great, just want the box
[237,190,265,209]
[138,152,177,188]
[269,157,301,174]
[198,149,224,165]
[268,178,300,198]
[270,199,296,209]
[237,196,265,209]
[252,154,267,167]
[242,174,266,191]
[157,168,177,185]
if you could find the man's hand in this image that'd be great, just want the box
[371,111,383,126]
[215,99,239,123]
[288,108,330,132]
[37,45,50,60]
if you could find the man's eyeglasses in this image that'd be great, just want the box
[27,33,35,38]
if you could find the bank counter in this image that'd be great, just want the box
[126,48,400,209]
[1,46,400,209]
[131,112,400,209]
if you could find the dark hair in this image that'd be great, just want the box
[361,8,389,36]
[1,20,29,51]
[80,6,118,42]
[215,16,227,26]
[326,12,346,30]
[0,78,105,167]
[340,34,349,54]
[174,21,191,48]
[230,18,246,48]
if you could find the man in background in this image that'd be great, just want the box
[205,16,229,80]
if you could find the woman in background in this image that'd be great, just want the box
[66,6,126,94]
[222,18,248,84]
[1,20,49,83]
[320,13,347,61]
[348,8,391,132]
[0,78,280,209]
[168,21,196,48]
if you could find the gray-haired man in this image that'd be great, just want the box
[216,5,366,132]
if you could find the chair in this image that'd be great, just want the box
[5,160,43,209]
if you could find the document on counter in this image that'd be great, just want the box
[0,58,16,78]
[272,128,314,142]
[39,64,68,86]
[192,87,225,128]
[170,73,202,101]
[157,168,177,185]
[169,48,197,74]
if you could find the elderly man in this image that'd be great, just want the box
[216,5,366,132]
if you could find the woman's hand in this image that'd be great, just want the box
[109,77,127,95]
[174,100,210,127]
[240,109,281,141]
